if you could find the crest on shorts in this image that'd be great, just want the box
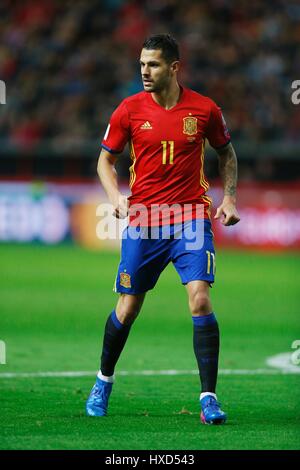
[183,116,197,135]
[120,272,131,288]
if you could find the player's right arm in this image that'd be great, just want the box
[98,100,130,218]
[97,149,128,219]
[206,100,240,226]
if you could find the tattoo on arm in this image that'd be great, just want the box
[217,144,238,197]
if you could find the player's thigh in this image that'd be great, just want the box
[114,226,171,295]
[172,219,216,285]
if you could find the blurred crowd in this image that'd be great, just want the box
[0,0,299,176]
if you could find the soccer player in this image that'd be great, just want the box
[86,34,240,424]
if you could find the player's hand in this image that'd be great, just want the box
[214,197,240,226]
[112,194,128,219]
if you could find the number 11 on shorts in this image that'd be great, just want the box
[206,250,216,275]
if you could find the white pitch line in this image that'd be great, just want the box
[0,353,299,379]
[0,368,299,379]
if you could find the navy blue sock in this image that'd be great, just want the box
[100,310,132,376]
[192,313,219,393]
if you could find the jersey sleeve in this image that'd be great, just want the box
[101,100,130,153]
[206,100,231,149]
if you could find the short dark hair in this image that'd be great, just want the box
[142,34,179,63]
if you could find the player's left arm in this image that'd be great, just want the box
[215,142,240,226]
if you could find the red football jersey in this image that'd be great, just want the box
[101,86,230,225]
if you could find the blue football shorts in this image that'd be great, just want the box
[114,219,216,294]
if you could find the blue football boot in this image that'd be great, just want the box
[200,395,227,425]
[86,377,113,417]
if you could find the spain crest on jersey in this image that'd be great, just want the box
[120,272,131,288]
[183,116,197,136]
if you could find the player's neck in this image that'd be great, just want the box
[151,82,181,110]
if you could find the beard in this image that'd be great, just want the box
[143,73,171,93]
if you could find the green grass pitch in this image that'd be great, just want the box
[0,244,299,450]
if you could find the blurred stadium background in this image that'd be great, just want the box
[0,0,299,450]
[0,0,300,249]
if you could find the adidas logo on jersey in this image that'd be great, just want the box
[140,121,152,129]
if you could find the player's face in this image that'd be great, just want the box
[139,49,178,93]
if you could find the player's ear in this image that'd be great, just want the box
[171,60,180,74]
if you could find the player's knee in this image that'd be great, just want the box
[189,291,211,315]
[116,295,143,325]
